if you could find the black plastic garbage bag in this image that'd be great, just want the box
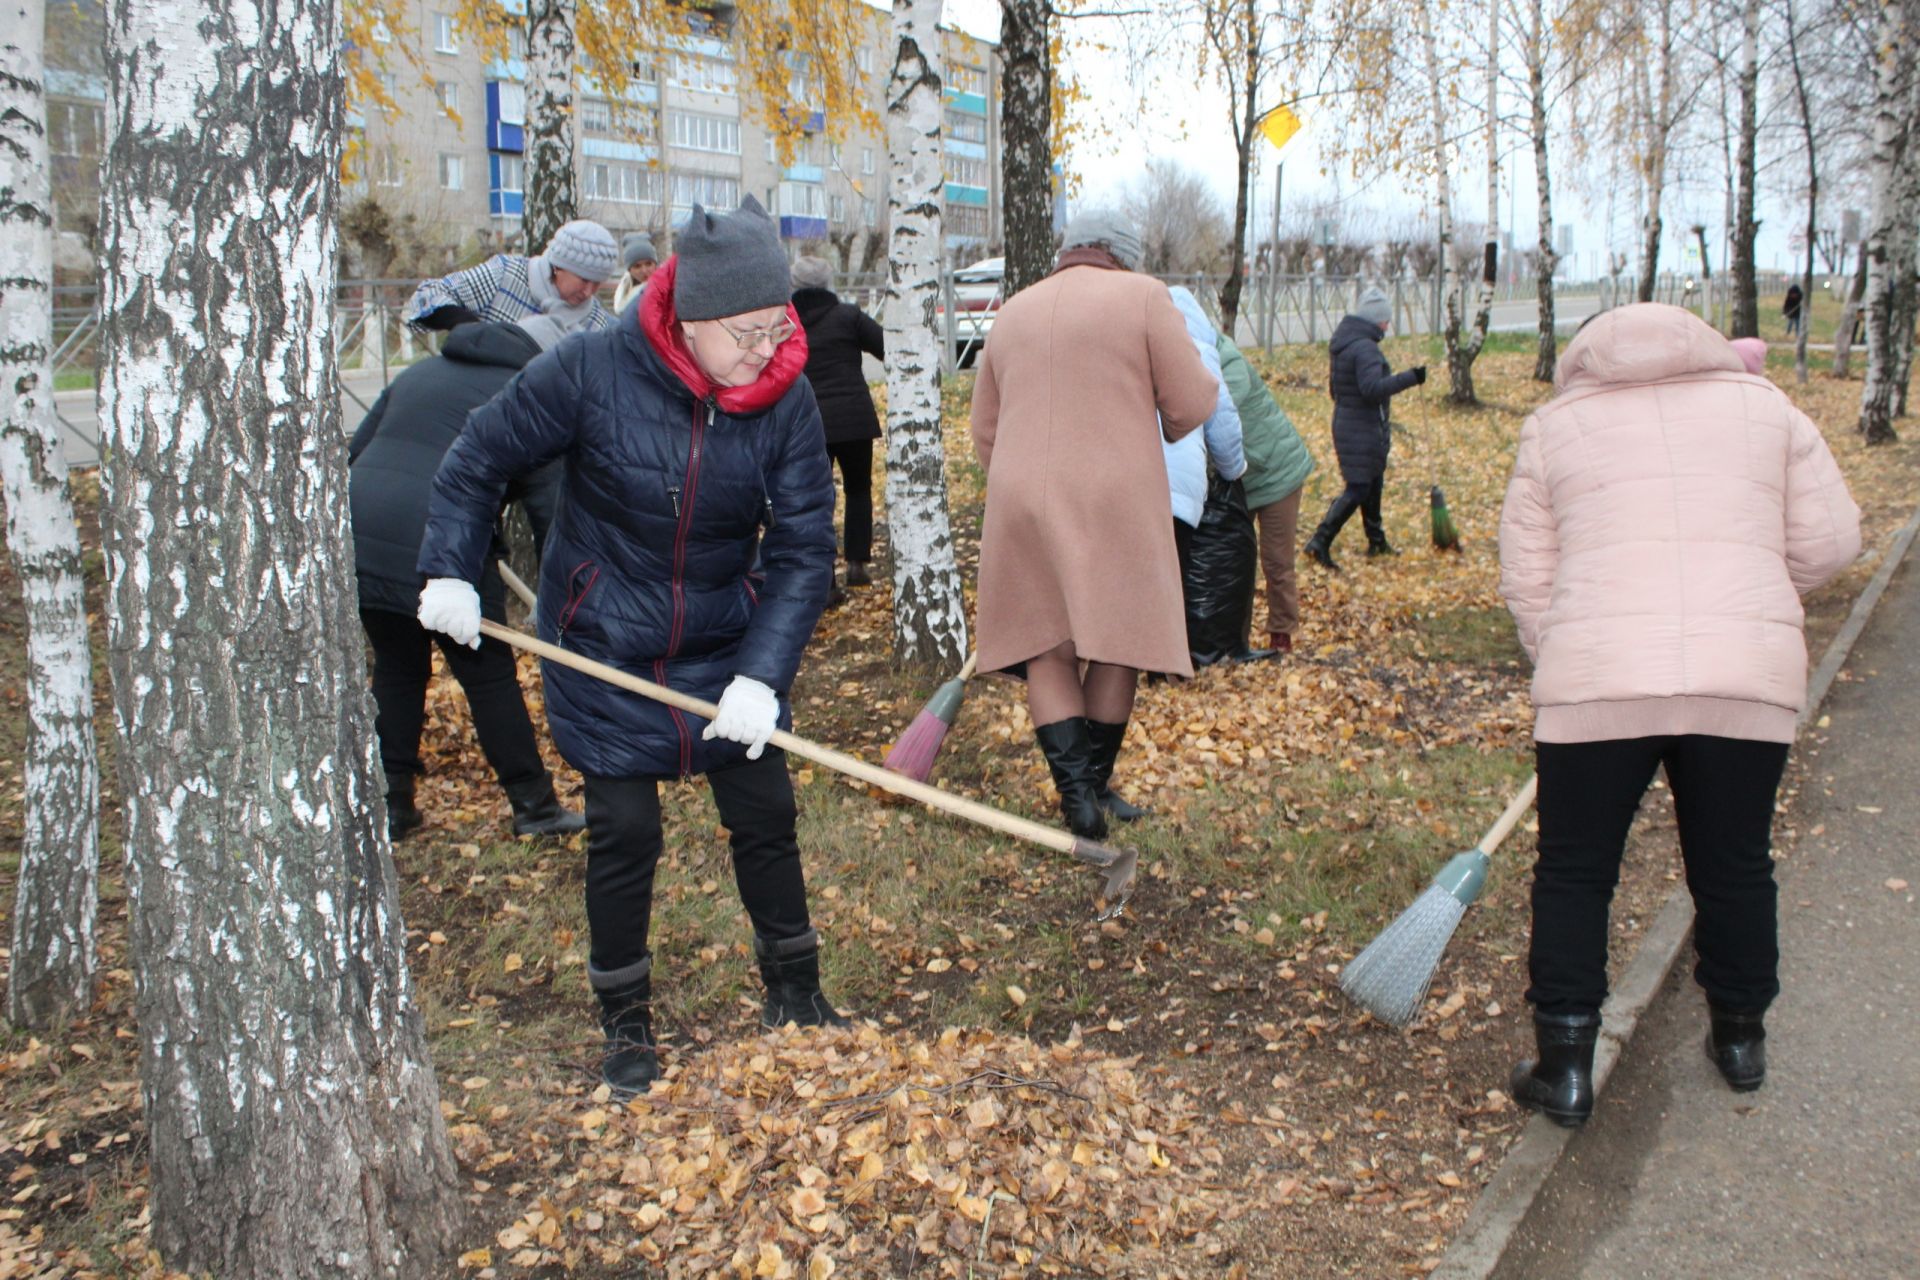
[1183,474,1261,666]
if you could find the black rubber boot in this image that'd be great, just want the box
[1705,1006,1767,1092]
[504,774,587,838]
[386,772,424,842]
[1034,718,1109,840]
[1086,719,1149,822]
[1302,532,1340,571]
[1511,1012,1601,1128]
[845,561,873,588]
[755,930,852,1029]
[589,956,659,1098]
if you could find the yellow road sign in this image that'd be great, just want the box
[1259,104,1304,151]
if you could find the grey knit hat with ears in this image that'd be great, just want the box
[673,196,793,321]
[1059,208,1143,271]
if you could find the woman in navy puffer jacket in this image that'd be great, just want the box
[417,198,847,1097]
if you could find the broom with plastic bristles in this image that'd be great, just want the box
[1430,485,1462,552]
[1340,773,1538,1028]
[883,651,979,782]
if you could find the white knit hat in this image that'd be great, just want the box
[543,220,619,282]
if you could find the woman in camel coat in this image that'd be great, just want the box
[969,212,1219,839]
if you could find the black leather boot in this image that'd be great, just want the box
[1302,532,1340,571]
[589,956,659,1098]
[1511,1011,1601,1128]
[1034,718,1109,840]
[1086,719,1148,822]
[1366,536,1399,557]
[386,772,424,842]
[1706,1006,1767,1091]
[755,929,851,1029]
[504,773,587,838]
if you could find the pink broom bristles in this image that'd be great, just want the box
[883,652,978,783]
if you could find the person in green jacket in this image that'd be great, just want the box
[1216,335,1317,652]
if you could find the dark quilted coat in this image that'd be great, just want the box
[348,322,561,617]
[1327,314,1421,484]
[791,286,884,444]
[417,261,836,779]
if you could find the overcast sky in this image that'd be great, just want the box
[943,0,1840,281]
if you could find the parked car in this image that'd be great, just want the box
[938,256,1003,368]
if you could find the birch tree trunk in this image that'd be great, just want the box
[98,0,464,1270]
[1833,238,1870,376]
[1417,0,1470,403]
[883,0,966,667]
[1730,0,1760,337]
[1634,0,1679,305]
[1216,0,1260,336]
[1,0,101,1028]
[1453,0,1501,399]
[1527,0,1558,382]
[522,0,577,253]
[1785,0,1816,383]
[1858,0,1916,443]
[999,0,1054,299]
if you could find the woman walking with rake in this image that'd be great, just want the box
[1498,304,1858,1127]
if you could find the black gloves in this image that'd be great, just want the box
[1410,365,1428,386]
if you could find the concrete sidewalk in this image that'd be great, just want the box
[1488,552,1920,1278]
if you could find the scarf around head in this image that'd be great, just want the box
[526,254,599,333]
[635,255,809,415]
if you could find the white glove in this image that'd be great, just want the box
[701,675,781,760]
[418,578,482,650]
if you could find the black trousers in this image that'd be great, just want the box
[826,439,874,564]
[582,751,814,971]
[1172,517,1196,583]
[1530,735,1790,1018]
[361,607,546,789]
[1313,476,1385,548]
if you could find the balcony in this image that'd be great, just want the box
[779,216,828,241]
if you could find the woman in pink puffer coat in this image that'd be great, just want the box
[1498,303,1860,1128]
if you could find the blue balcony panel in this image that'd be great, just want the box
[943,89,987,115]
[943,182,988,208]
[486,81,525,152]
[779,216,829,241]
[489,190,525,217]
[946,138,986,161]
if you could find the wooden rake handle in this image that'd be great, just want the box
[475,611,1136,916]
[1476,773,1539,856]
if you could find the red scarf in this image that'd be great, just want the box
[635,256,810,415]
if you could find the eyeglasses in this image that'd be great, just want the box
[714,317,796,350]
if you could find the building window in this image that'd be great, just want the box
[830,194,846,223]
[671,172,741,209]
[779,181,825,218]
[582,98,613,134]
[507,28,527,59]
[946,156,987,188]
[764,135,777,163]
[856,47,872,75]
[495,153,525,192]
[585,162,658,204]
[671,54,736,95]
[669,111,740,155]
[47,101,104,157]
[944,111,986,144]
[950,63,988,97]
[433,13,458,54]
[861,147,874,175]
[438,153,464,190]
[862,196,877,228]
[435,80,459,115]
[371,18,391,42]
[947,204,987,239]
[375,145,403,187]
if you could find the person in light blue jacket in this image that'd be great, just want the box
[1164,286,1246,575]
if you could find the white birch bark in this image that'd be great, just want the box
[98,0,463,1269]
[1526,0,1558,382]
[1457,0,1500,391]
[522,0,577,252]
[1,0,101,1028]
[883,0,967,666]
[1730,0,1761,337]
[1858,0,1916,443]
[1417,0,1465,399]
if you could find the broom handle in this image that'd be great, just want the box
[1476,773,1539,856]
[475,617,1084,858]
[957,650,978,681]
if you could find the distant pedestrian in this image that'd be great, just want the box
[613,233,658,314]
[415,197,847,1100]
[1302,286,1424,570]
[1499,303,1859,1128]
[348,317,585,843]
[790,255,884,595]
[970,211,1219,838]
[1216,335,1315,653]
[1783,282,1804,336]
[405,219,619,334]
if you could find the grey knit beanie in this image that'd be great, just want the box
[621,233,657,268]
[544,219,619,282]
[1059,208,1143,271]
[1355,285,1392,328]
[790,255,834,291]
[673,196,792,321]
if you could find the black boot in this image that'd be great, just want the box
[589,956,659,1098]
[844,560,873,588]
[504,773,587,838]
[386,772,424,842]
[1705,1006,1767,1092]
[1034,718,1109,840]
[755,929,851,1029]
[1511,1012,1601,1128]
[1086,719,1148,822]
[1302,532,1340,571]
[1366,536,1399,557]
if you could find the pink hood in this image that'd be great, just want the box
[1500,304,1861,743]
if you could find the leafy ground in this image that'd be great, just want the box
[1,332,1915,1279]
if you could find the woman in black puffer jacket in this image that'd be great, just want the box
[1302,286,1425,569]
[790,255,885,591]
[417,198,847,1098]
